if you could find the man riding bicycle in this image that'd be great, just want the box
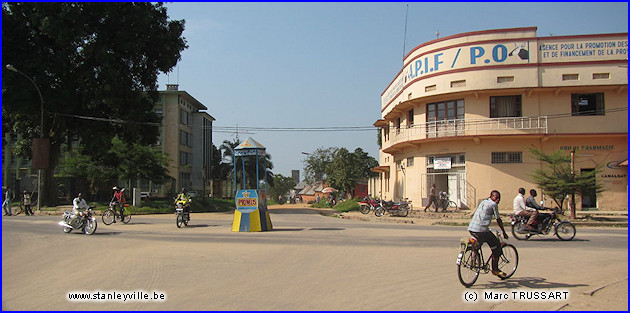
[467,190,509,279]
[111,187,126,223]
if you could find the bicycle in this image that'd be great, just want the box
[456,229,519,287]
[102,202,132,225]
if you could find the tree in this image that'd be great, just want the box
[108,136,171,187]
[326,148,379,198]
[303,147,338,183]
[269,174,296,201]
[528,147,604,219]
[2,3,187,206]
[56,137,172,199]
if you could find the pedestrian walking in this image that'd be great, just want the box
[3,186,12,216]
[424,184,437,212]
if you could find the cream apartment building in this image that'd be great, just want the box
[155,84,214,196]
[371,27,627,211]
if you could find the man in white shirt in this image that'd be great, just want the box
[513,187,537,230]
[67,193,89,226]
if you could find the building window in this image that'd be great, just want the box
[592,73,610,80]
[180,151,192,166]
[425,85,436,92]
[571,93,605,116]
[180,109,193,126]
[407,157,414,167]
[395,118,401,133]
[450,80,466,88]
[490,95,521,118]
[427,99,464,122]
[497,76,514,83]
[562,74,579,81]
[491,152,522,164]
[180,130,193,147]
[407,109,414,127]
[426,154,465,167]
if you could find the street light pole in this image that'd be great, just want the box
[6,64,44,212]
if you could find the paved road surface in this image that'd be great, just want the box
[2,207,627,310]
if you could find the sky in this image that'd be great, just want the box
[156,2,628,178]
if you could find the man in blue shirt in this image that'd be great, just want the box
[468,190,509,279]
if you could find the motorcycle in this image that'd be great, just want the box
[374,198,412,217]
[175,201,190,228]
[58,206,97,235]
[359,195,379,214]
[511,207,576,241]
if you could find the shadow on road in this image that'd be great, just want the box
[80,231,122,236]
[269,209,318,215]
[272,228,305,232]
[477,276,589,289]
[518,238,589,242]
[309,227,345,231]
[185,224,212,228]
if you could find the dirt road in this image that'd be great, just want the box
[2,205,627,310]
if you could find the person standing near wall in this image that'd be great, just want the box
[23,190,33,216]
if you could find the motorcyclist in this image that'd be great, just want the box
[525,189,551,228]
[66,192,88,227]
[111,187,126,223]
[174,188,192,219]
[513,187,537,231]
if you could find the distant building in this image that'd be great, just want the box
[291,170,300,184]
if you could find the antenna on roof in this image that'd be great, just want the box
[177,65,180,85]
[402,4,409,61]
[436,29,440,39]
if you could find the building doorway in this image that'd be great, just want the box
[422,171,466,208]
[580,168,597,209]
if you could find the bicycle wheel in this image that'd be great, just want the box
[498,244,519,278]
[359,205,371,214]
[448,201,457,209]
[457,248,481,287]
[555,221,576,241]
[511,221,530,240]
[102,209,115,225]
[122,208,131,224]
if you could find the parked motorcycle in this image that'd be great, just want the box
[511,207,576,240]
[58,206,97,235]
[359,195,379,214]
[374,198,412,217]
[175,201,190,228]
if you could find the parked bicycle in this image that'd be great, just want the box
[456,229,519,287]
[102,202,132,225]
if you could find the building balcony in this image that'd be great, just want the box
[382,116,548,152]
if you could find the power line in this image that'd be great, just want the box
[51,106,627,132]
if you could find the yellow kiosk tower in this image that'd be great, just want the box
[232,137,273,232]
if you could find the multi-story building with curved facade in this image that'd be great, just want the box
[371,27,627,211]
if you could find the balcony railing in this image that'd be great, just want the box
[386,116,548,146]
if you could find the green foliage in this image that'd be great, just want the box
[269,174,296,200]
[303,146,377,198]
[332,199,361,212]
[2,3,187,205]
[303,147,338,183]
[528,147,604,210]
[108,136,171,184]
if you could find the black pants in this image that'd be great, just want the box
[25,204,33,215]
[469,231,502,258]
